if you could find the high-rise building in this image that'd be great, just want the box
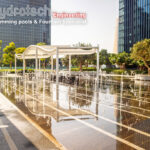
[113,18,119,54]
[118,0,150,53]
[0,0,51,51]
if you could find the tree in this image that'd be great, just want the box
[109,52,131,69]
[62,55,69,69]
[109,53,117,65]
[72,43,93,71]
[125,54,136,67]
[136,60,145,71]
[99,49,111,67]
[116,52,129,69]
[131,39,150,75]
[62,43,93,71]
[72,54,86,71]
[15,47,26,54]
[3,42,16,68]
[15,47,26,67]
[87,54,96,65]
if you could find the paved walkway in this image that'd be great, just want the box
[0,93,60,150]
[0,111,37,150]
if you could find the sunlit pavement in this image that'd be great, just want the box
[0,94,60,150]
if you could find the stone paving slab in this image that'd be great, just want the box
[0,129,11,150]
[0,93,61,150]
[0,111,37,150]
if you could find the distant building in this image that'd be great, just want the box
[118,0,150,53]
[0,0,51,51]
[113,18,119,54]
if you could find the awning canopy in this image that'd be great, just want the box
[15,44,100,85]
[16,45,98,59]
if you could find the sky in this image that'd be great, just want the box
[52,0,119,53]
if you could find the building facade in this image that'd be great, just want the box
[0,0,51,51]
[118,0,150,53]
[113,18,119,54]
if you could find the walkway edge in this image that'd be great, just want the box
[0,93,67,150]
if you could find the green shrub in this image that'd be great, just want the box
[112,69,125,74]
[102,68,147,75]
[27,69,34,73]
[71,68,80,71]
[71,67,96,71]
[83,67,96,71]
[134,70,147,74]
[102,68,113,73]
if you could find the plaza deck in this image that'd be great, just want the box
[0,73,150,150]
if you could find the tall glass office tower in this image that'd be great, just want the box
[118,0,150,53]
[0,0,51,51]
